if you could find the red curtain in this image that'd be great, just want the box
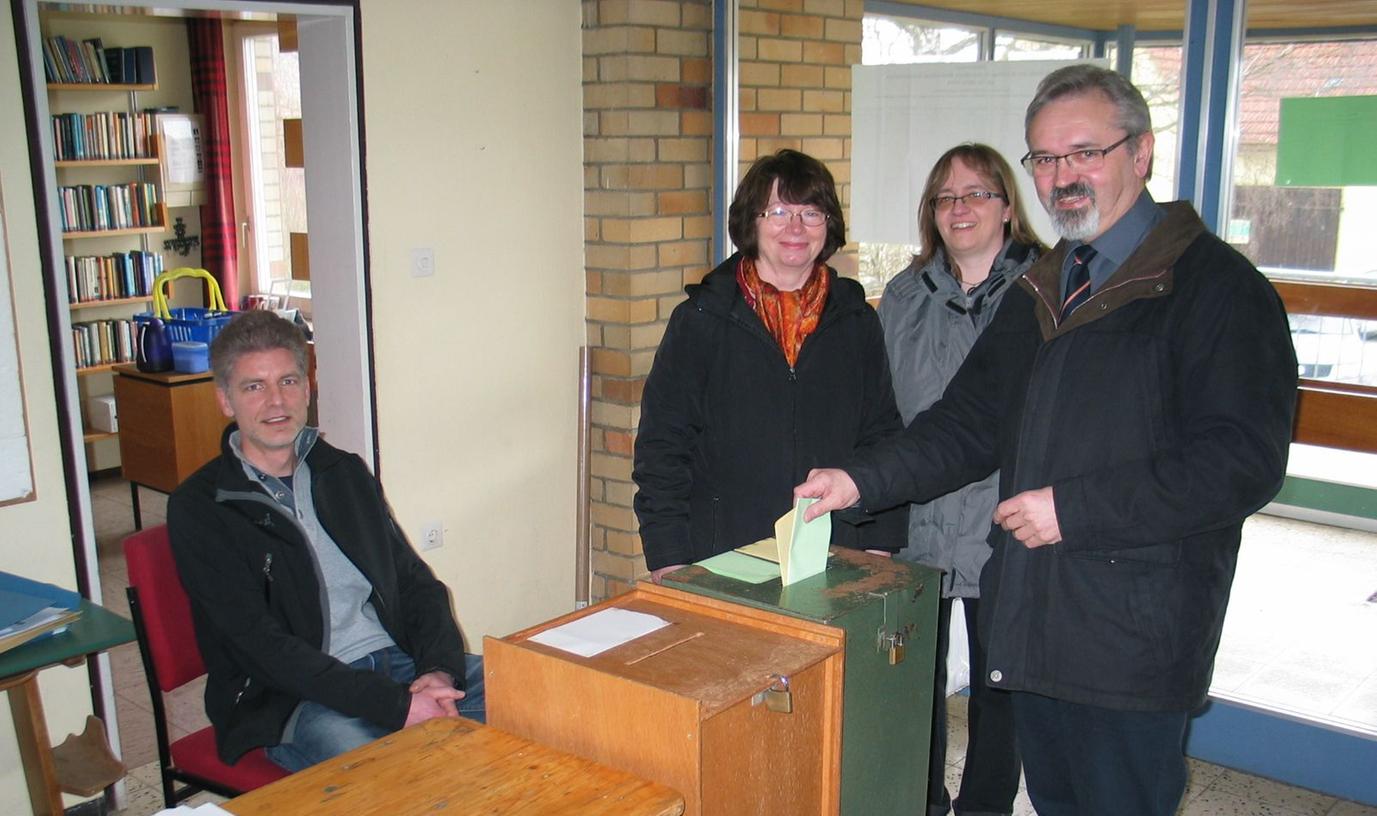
[185,19,239,309]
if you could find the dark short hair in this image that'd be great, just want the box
[727,149,846,262]
[914,143,1046,282]
[210,310,308,385]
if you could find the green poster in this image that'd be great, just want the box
[1276,95,1377,186]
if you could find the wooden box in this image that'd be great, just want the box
[666,548,941,816]
[485,583,844,816]
[113,365,228,492]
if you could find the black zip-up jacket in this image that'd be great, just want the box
[634,253,905,571]
[168,427,467,763]
[849,203,1297,711]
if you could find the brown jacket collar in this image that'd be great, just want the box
[1019,200,1207,340]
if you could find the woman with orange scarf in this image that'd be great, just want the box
[634,149,904,583]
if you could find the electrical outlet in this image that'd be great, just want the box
[410,247,435,278]
[420,520,444,551]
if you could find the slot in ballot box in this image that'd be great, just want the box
[666,547,941,816]
[485,583,845,816]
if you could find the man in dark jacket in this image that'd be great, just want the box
[798,65,1297,816]
[168,311,483,771]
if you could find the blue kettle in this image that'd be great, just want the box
[136,317,173,372]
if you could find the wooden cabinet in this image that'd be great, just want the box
[485,583,845,816]
[112,365,227,493]
[667,548,941,816]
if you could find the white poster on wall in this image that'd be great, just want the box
[0,174,36,505]
[852,59,1106,249]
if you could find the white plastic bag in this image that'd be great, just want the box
[945,599,971,694]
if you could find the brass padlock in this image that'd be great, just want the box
[887,631,906,666]
[757,675,792,714]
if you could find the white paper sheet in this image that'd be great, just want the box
[527,608,670,658]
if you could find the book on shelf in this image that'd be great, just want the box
[58,182,160,233]
[72,318,137,369]
[81,38,110,84]
[51,111,155,161]
[133,46,156,85]
[65,250,163,304]
[43,36,155,86]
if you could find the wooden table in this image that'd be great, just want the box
[223,717,685,816]
[112,364,229,527]
[0,601,134,815]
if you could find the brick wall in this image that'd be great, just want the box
[738,0,862,225]
[583,0,713,599]
[582,0,863,600]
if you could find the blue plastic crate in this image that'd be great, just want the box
[134,307,234,344]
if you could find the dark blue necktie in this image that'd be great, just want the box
[1060,245,1097,320]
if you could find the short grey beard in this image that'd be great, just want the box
[1051,206,1100,241]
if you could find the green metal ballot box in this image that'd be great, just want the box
[666,547,940,816]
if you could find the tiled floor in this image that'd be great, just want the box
[87,474,1376,815]
[1216,513,1377,732]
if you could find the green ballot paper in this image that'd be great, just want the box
[724,497,831,586]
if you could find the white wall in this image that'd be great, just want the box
[355,0,585,648]
[0,7,94,811]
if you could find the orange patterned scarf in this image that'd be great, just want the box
[736,257,831,367]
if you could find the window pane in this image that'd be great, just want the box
[1130,46,1182,204]
[860,14,979,294]
[862,14,981,65]
[993,33,1085,61]
[1228,40,1377,281]
[1225,39,1377,386]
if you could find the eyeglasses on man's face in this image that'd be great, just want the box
[930,190,1007,211]
[1020,133,1136,176]
[758,206,828,228]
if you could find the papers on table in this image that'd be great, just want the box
[528,608,671,657]
[153,803,234,815]
[0,571,82,654]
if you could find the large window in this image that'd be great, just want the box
[856,14,1180,297]
[1224,38,1377,388]
[238,30,308,309]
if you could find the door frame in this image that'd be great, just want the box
[12,0,375,799]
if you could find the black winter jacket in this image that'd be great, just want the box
[634,253,905,571]
[168,427,468,763]
[849,203,1297,711]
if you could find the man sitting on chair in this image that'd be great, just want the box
[168,310,483,772]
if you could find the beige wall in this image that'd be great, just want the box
[358,0,586,645]
[0,1,585,810]
[0,7,94,811]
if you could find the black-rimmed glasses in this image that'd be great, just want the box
[1020,134,1136,176]
[929,190,1006,211]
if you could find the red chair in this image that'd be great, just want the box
[123,525,289,807]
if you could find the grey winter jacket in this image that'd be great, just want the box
[877,241,1040,597]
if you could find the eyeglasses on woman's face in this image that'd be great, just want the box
[757,206,828,228]
[929,190,1007,211]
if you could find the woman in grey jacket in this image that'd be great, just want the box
[878,144,1044,816]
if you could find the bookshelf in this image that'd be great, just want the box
[44,29,168,457]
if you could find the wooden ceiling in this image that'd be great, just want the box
[889,0,1377,33]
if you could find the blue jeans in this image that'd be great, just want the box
[266,646,486,772]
